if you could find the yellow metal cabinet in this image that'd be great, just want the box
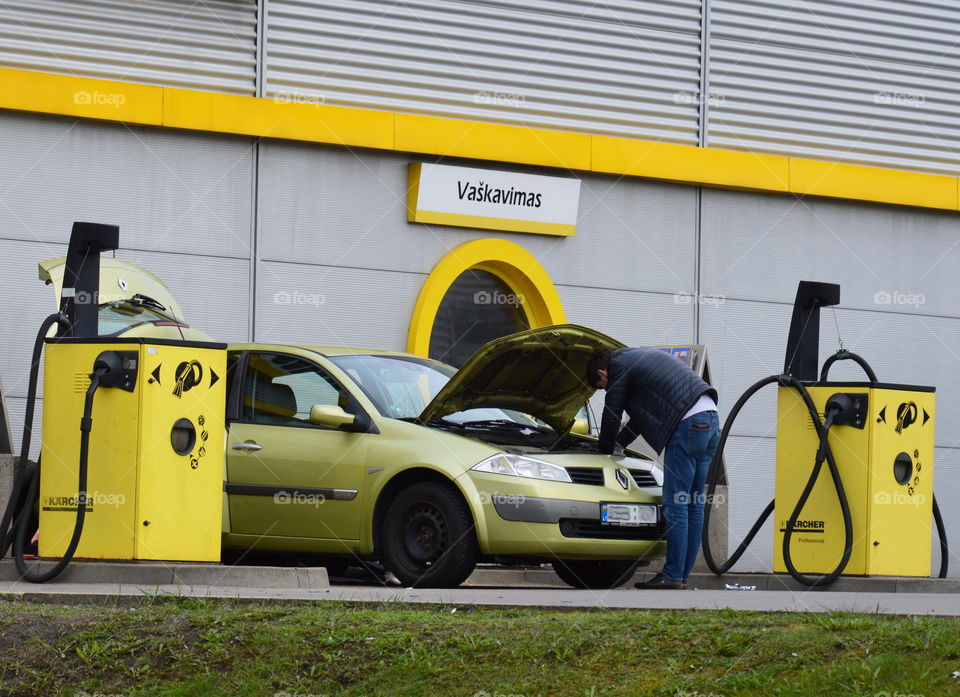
[39,338,226,562]
[774,383,935,577]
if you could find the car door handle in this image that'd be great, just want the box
[232,442,262,452]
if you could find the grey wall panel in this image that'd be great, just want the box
[0,112,254,261]
[255,262,424,350]
[710,1,960,174]
[558,286,696,349]
[0,239,67,460]
[698,299,786,439]
[256,141,698,295]
[700,189,960,318]
[265,0,702,143]
[0,0,257,94]
[722,434,776,574]
[114,250,251,344]
[932,447,959,576]
[0,239,68,404]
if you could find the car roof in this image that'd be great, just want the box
[227,343,426,359]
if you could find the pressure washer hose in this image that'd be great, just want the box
[0,313,70,559]
[13,369,104,582]
[0,313,109,583]
[701,351,949,585]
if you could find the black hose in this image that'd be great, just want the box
[701,375,780,574]
[933,495,949,579]
[0,313,70,558]
[780,406,855,587]
[13,370,104,583]
[701,374,855,586]
[703,360,950,585]
[819,350,878,383]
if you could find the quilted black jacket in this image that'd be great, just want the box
[597,347,718,455]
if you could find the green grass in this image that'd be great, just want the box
[0,596,958,697]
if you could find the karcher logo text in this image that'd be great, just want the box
[41,492,125,511]
[779,519,826,533]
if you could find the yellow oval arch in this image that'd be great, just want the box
[407,238,567,357]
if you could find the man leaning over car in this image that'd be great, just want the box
[587,348,720,590]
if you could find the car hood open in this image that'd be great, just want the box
[38,256,214,341]
[416,324,625,434]
[39,256,187,320]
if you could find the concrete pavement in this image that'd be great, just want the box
[1,561,959,616]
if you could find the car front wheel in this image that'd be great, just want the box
[381,481,478,588]
[552,559,639,589]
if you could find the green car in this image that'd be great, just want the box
[39,258,666,589]
[221,327,666,589]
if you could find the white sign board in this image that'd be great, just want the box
[408,162,581,236]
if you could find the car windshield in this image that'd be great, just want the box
[328,354,540,426]
[97,299,179,335]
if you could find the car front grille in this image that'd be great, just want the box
[629,469,658,488]
[559,517,666,540]
[565,467,604,486]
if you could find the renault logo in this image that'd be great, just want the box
[615,469,630,490]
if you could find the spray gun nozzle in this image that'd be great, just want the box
[825,392,868,429]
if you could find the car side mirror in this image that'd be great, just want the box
[571,417,590,436]
[309,404,356,429]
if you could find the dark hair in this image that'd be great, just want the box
[585,349,612,387]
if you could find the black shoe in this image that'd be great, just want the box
[634,572,682,589]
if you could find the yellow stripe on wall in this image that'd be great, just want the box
[411,210,576,237]
[1,67,958,213]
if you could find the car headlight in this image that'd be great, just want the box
[471,454,572,482]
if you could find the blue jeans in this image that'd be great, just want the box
[661,411,720,583]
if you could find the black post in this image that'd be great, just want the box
[60,222,120,337]
[783,281,841,381]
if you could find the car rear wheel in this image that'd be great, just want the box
[382,481,478,588]
[552,559,639,589]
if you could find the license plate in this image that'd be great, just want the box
[601,503,657,526]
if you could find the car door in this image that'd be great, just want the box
[225,350,371,544]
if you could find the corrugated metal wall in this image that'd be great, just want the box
[0,111,254,457]
[699,188,960,573]
[263,0,702,144]
[0,0,257,94]
[709,0,960,175]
